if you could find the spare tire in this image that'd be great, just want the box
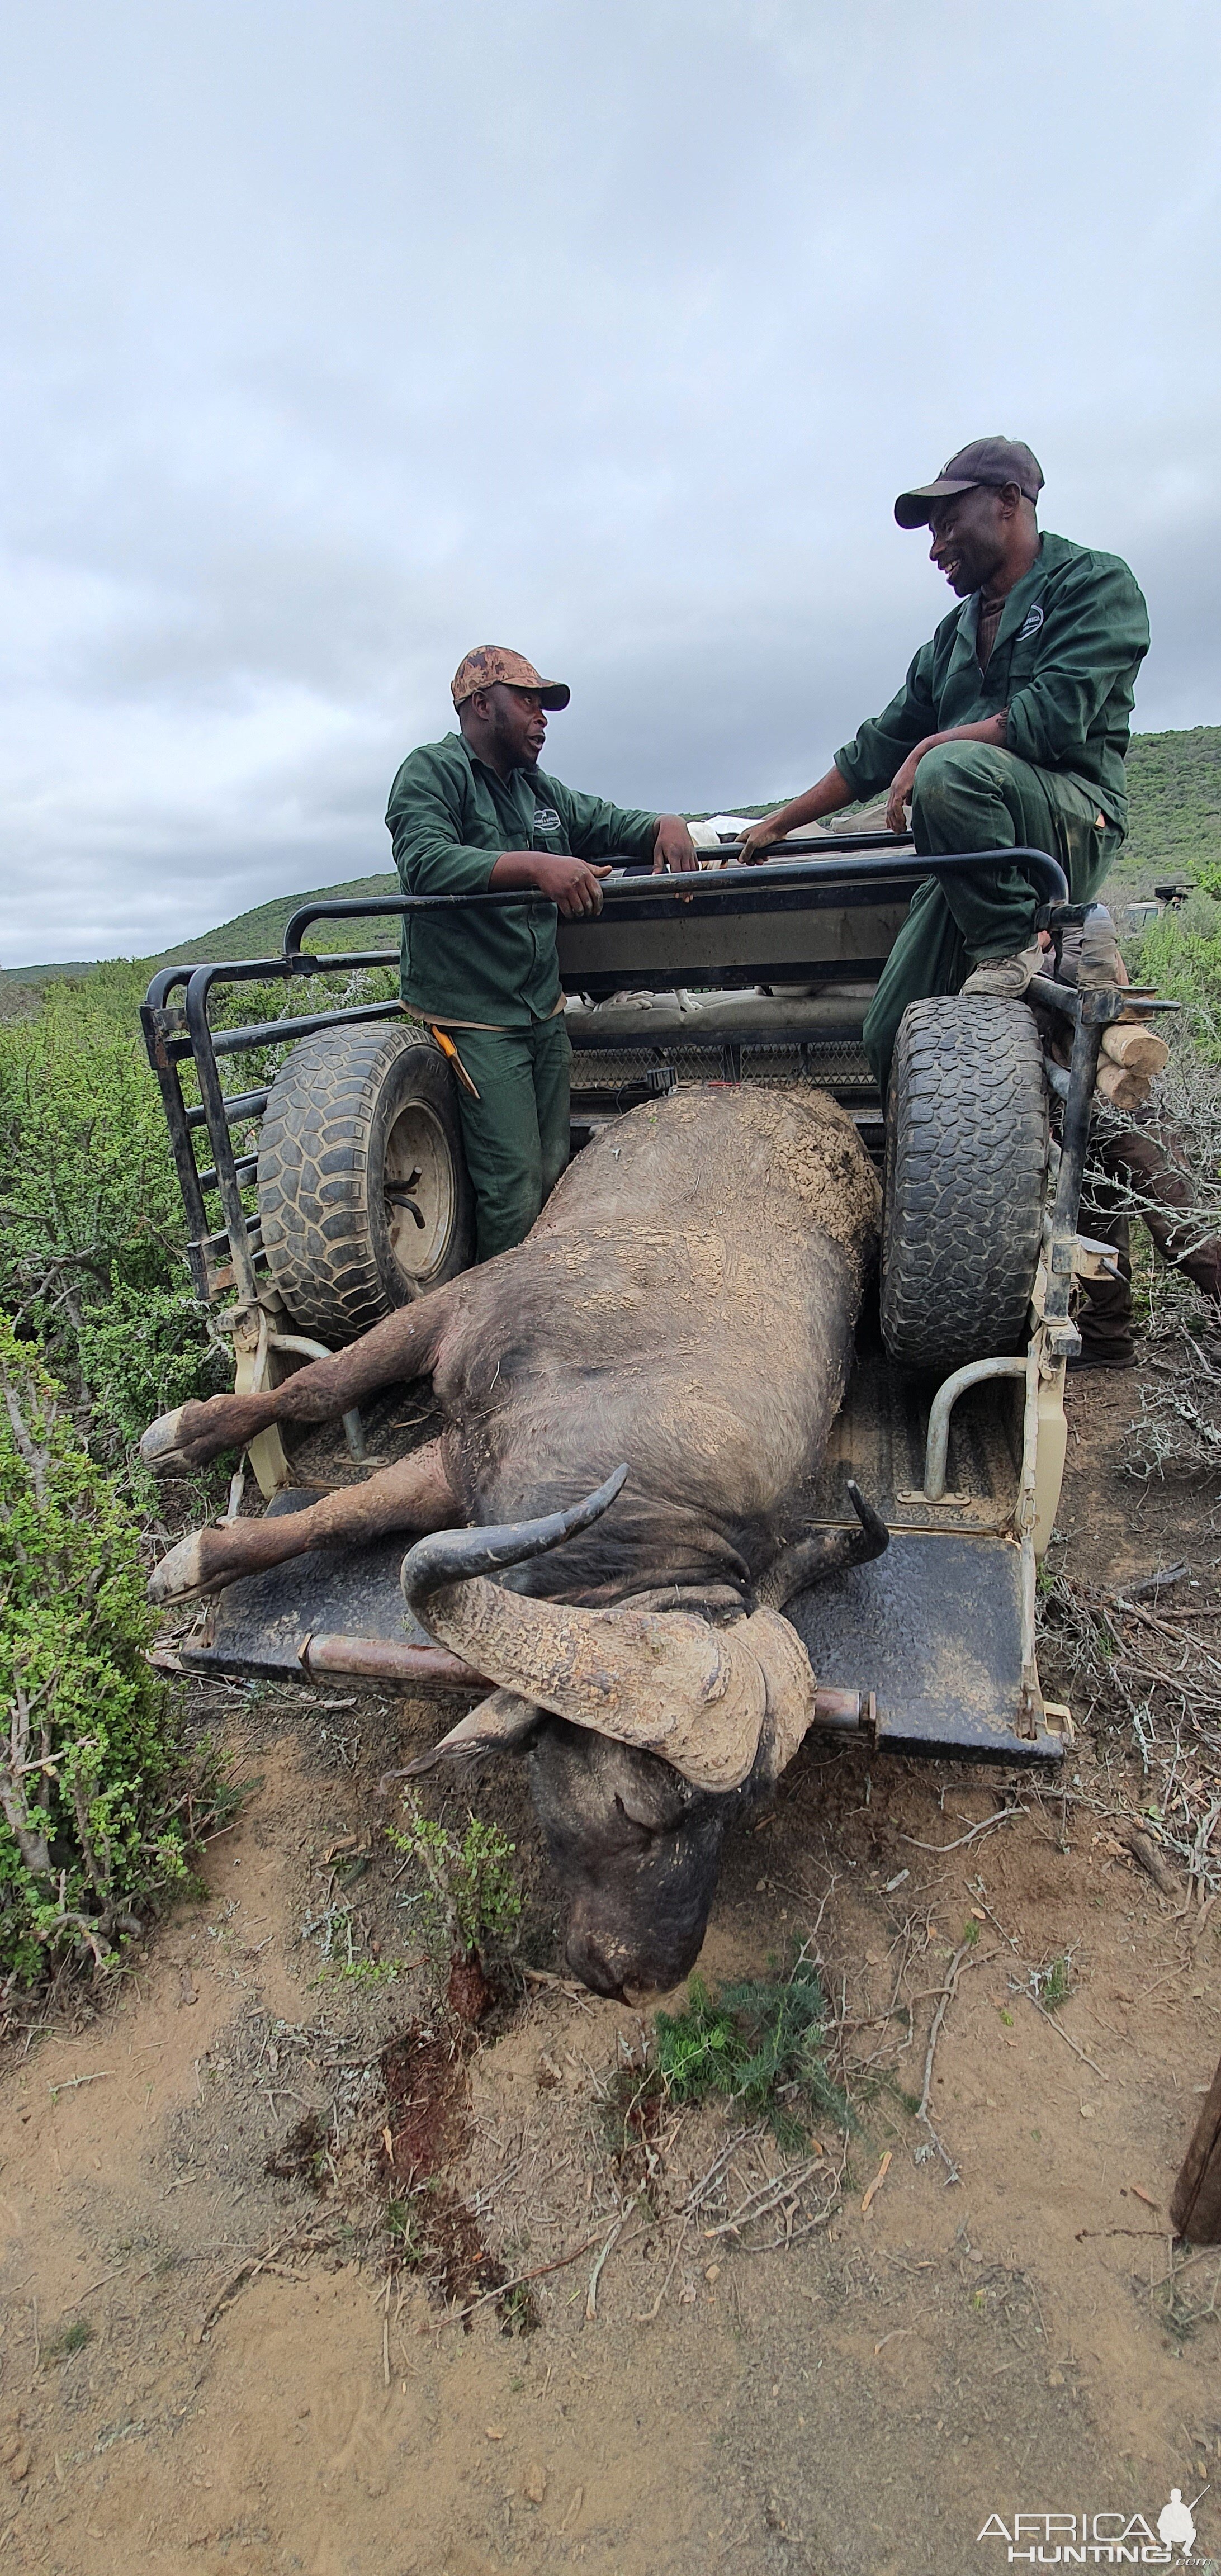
[257,1024,475,1341]
[880,996,1048,1375]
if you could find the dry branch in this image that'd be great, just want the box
[900,1807,1025,1855]
[1121,1824,1181,1896]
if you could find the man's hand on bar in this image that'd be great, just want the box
[651,815,699,874]
[735,765,855,864]
[489,852,613,916]
[650,813,698,899]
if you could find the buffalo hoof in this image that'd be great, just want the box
[148,1532,217,1607]
[140,1405,226,1476]
[140,1399,244,1474]
[140,1407,191,1473]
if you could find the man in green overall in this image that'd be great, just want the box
[739,439,1150,1091]
[386,646,697,1261]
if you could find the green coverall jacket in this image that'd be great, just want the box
[833,531,1149,826]
[385,731,657,1026]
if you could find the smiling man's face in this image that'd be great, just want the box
[927,483,1013,596]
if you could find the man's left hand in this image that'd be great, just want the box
[885,750,925,835]
[886,714,1009,832]
[652,816,699,874]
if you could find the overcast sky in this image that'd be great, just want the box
[3,0,1219,965]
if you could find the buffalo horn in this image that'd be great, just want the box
[400,1464,630,1617]
[756,1480,889,1611]
[380,1688,539,1784]
[398,1469,775,1793]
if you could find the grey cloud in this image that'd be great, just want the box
[1,0,1219,962]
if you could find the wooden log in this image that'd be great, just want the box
[1101,1025,1170,1076]
[1121,1821,1180,1896]
[1094,1059,1156,1112]
[1171,2051,1221,2241]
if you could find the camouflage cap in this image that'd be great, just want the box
[451,646,571,710]
[894,437,1044,529]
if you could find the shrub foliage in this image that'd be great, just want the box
[0,1322,202,1988]
[0,964,225,1478]
[0,957,396,1483]
[653,1952,852,2147]
[389,1794,523,1966]
[0,954,402,1997]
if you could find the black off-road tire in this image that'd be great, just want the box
[880,996,1048,1375]
[257,1025,475,1341]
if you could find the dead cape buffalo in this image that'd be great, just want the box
[142,1086,884,1995]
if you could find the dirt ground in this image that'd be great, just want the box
[3,1361,1221,2576]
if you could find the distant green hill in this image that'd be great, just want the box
[146,870,400,969]
[1108,726,1221,889]
[4,725,1220,995]
[0,873,401,1003]
[0,958,100,990]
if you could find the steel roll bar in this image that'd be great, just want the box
[924,1357,1028,1502]
[278,843,1069,968]
[182,965,270,1303]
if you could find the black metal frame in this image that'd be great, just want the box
[140,836,1078,1308]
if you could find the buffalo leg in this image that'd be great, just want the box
[141,1286,457,1475]
[149,1438,461,1605]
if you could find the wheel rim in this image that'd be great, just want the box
[383,1102,457,1285]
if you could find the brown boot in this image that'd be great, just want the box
[960,944,1042,999]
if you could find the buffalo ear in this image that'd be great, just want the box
[378,1689,539,1786]
[742,1608,820,1784]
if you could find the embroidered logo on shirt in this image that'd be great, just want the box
[533,805,562,834]
[1015,604,1045,642]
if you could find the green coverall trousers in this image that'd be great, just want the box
[860,741,1117,1093]
[446,1015,572,1263]
[1078,1114,1221,1361]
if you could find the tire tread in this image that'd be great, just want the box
[257,1025,472,1339]
[880,997,1048,1373]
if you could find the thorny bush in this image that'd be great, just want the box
[389,1794,523,1969]
[0,1322,231,1993]
[653,1951,853,2149]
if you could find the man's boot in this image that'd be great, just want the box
[1073,1209,1137,1368]
[1076,906,1127,989]
[960,943,1043,1000]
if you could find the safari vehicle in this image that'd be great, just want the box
[140,830,1170,1770]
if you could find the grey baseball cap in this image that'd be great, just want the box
[894,437,1044,529]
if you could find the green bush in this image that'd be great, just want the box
[653,1952,853,2148]
[0,1320,220,1990]
[389,1795,523,1965]
[1127,905,1221,1060]
[74,1280,228,1464]
[0,958,400,1484]
[0,964,225,1475]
